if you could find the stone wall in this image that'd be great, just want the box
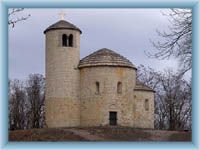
[44,28,155,128]
[45,29,80,98]
[45,98,80,127]
[133,90,154,129]
[45,29,81,127]
[80,66,136,127]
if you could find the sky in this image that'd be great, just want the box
[9,8,181,80]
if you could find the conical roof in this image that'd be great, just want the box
[78,48,136,69]
[44,20,82,34]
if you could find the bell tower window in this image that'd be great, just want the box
[69,34,73,47]
[62,34,68,47]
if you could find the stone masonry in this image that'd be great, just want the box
[44,19,155,128]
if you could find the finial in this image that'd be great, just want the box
[59,10,66,20]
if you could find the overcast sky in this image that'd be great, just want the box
[9,8,180,80]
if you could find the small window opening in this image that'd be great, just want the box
[69,34,73,47]
[62,34,68,47]
[95,82,100,94]
[117,82,122,94]
[145,99,149,111]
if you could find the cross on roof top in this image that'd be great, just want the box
[59,10,66,20]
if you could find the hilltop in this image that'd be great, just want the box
[9,126,191,141]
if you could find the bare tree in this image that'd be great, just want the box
[147,9,192,75]
[26,74,45,128]
[9,80,26,130]
[8,8,30,28]
[9,74,45,130]
[157,70,192,130]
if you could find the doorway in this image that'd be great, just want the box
[109,111,117,125]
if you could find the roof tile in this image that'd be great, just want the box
[78,48,136,69]
[44,20,82,34]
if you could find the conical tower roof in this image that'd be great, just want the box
[44,20,82,34]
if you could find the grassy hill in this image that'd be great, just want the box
[9,126,191,141]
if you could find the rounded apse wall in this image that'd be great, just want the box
[80,66,136,127]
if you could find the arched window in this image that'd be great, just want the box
[62,34,68,47]
[95,82,100,95]
[68,34,73,47]
[117,82,122,94]
[145,99,149,111]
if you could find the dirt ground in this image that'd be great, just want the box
[9,128,86,141]
[9,126,191,141]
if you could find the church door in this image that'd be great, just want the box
[109,111,117,125]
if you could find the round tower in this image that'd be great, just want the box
[44,17,81,127]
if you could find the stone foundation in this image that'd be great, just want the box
[45,98,80,127]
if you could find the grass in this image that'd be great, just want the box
[9,127,192,141]
[9,128,86,141]
[169,132,192,141]
[86,126,152,141]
